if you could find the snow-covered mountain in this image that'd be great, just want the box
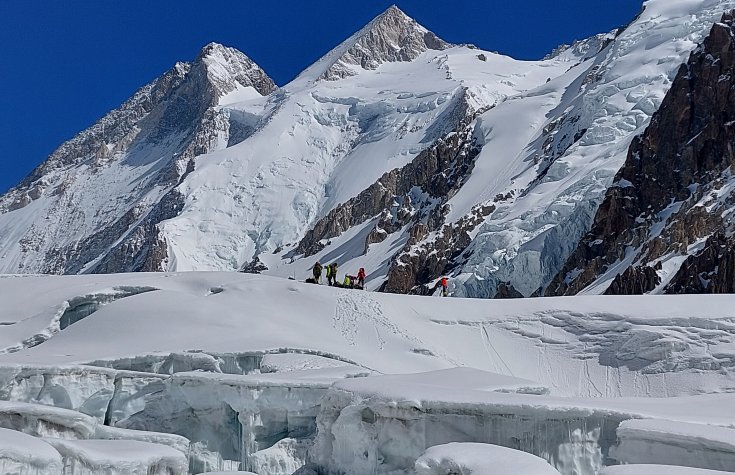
[2,1,735,299]
[0,43,275,274]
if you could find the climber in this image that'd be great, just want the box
[325,263,333,285]
[357,267,366,289]
[312,261,323,284]
[343,274,355,289]
[330,263,338,286]
[441,276,448,297]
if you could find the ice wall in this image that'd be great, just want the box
[610,419,735,472]
[0,364,116,421]
[118,368,367,473]
[310,381,735,475]
[248,437,310,475]
[311,389,618,475]
[0,355,366,474]
[0,363,172,427]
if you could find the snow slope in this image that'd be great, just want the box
[0,44,275,275]
[164,41,572,272]
[443,0,735,298]
[0,272,733,473]
[1,273,734,398]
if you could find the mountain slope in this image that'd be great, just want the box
[158,7,573,273]
[0,44,275,274]
[313,4,451,81]
[547,11,735,296]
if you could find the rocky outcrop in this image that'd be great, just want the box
[605,264,662,296]
[321,5,451,81]
[196,42,276,100]
[494,282,524,299]
[381,203,494,294]
[666,232,735,293]
[548,13,735,296]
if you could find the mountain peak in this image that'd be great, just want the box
[193,42,276,98]
[306,5,451,81]
[197,41,230,59]
[376,4,410,22]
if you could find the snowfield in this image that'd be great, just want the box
[0,272,733,473]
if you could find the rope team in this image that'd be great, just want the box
[307,261,366,290]
[308,261,449,296]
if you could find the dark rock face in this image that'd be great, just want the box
[605,264,662,296]
[666,233,735,293]
[381,203,494,295]
[548,13,735,296]
[494,282,524,299]
[240,256,268,274]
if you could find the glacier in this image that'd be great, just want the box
[0,272,732,474]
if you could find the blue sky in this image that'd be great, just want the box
[0,0,643,193]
